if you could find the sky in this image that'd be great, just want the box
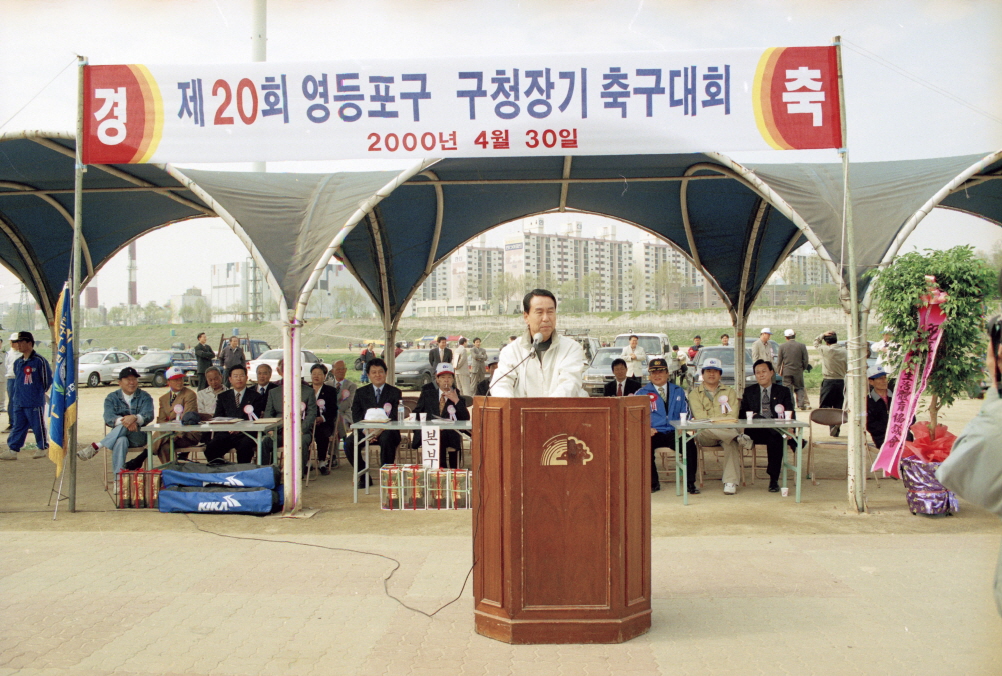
[1,0,1000,307]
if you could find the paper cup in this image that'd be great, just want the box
[784,411,793,420]
[679,412,688,425]
[781,487,789,497]
[419,412,427,422]
[746,412,754,423]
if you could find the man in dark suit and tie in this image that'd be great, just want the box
[428,336,452,371]
[204,365,260,463]
[261,359,317,471]
[251,363,279,417]
[739,359,797,493]
[603,358,642,397]
[343,358,402,488]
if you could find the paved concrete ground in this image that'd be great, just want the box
[1,387,1001,674]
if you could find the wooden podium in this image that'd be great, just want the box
[471,396,651,644]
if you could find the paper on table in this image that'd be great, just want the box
[253,417,281,424]
[207,417,241,424]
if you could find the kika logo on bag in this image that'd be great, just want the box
[197,494,242,512]
[200,475,245,487]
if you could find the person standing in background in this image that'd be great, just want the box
[453,337,471,395]
[777,329,811,410]
[219,336,245,384]
[193,332,215,391]
[621,335,646,382]
[814,330,848,436]
[470,337,488,392]
[4,333,17,433]
[752,328,775,369]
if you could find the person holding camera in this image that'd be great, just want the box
[937,306,1002,616]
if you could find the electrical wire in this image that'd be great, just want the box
[184,509,472,618]
[0,57,78,134]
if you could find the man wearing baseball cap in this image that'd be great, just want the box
[751,328,775,370]
[150,366,200,464]
[686,357,753,495]
[777,329,811,410]
[3,333,18,432]
[0,332,52,460]
[77,366,154,474]
[475,354,500,396]
[636,357,697,494]
[411,361,470,468]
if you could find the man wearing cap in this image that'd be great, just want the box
[0,331,52,460]
[740,360,797,493]
[621,335,647,381]
[604,358,641,397]
[76,366,154,473]
[752,328,775,369]
[865,365,913,449]
[475,354,500,396]
[150,367,200,464]
[3,333,17,432]
[411,362,470,468]
[636,357,696,494]
[871,327,897,378]
[490,289,586,398]
[814,331,848,436]
[777,329,811,410]
[344,358,402,487]
[686,358,753,495]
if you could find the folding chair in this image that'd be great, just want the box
[695,438,747,488]
[304,419,320,486]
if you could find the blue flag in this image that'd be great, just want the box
[48,284,76,477]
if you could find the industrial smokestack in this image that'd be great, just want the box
[128,242,138,306]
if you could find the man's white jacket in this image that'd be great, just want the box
[489,332,586,398]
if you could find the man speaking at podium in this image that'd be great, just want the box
[488,289,586,398]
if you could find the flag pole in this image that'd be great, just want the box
[69,55,87,513]
[834,36,866,513]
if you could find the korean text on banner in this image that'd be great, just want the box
[420,425,440,469]
[48,284,76,478]
[82,47,841,164]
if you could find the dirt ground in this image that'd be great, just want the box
[0,384,998,543]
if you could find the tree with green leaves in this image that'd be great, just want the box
[869,246,997,438]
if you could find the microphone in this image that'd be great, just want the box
[485,333,541,397]
[532,332,543,350]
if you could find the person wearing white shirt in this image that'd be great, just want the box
[4,333,17,431]
[489,289,586,398]
[620,335,647,380]
[453,337,471,395]
[871,327,897,377]
[196,367,227,419]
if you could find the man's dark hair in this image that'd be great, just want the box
[474,337,481,342]
[693,335,701,340]
[611,358,627,370]
[720,333,729,339]
[523,288,557,313]
[310,362,328,375]
[824,332,838,345]
[437,336,446,343]
[368,358,388,373]
[197,332,206,340]
[672,345,679,351]
[629,334,639,341]
[752,359,775,373]
[509,335,517,340]
[228,364,247,376]
[459,337,467,345]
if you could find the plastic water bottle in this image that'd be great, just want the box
[397,401,405,423]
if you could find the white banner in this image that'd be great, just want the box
[420,425,440,469]
[82,47,842,164]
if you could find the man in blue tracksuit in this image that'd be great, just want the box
[635,357,698,495]
[0,331,52,460]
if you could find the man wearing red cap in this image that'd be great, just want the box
[151,367,200,463]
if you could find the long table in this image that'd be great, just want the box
[669,418,809,505]
[349,419,473,503]
[139,419,282,468]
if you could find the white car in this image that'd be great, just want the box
[247,349,324,382]
[77,350,137,387]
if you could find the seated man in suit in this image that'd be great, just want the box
[475,355,499,396]
[739,359,797,493]
[604,358,641,397]
[325,359,356,443]
[204,365,260,463]
[343,358,402,488]
[411,362,470,468]
[78,366,154,474]
[151,367,201,463]
[250,363,278,417]
[307,363,338,475]
[262,359,317,472]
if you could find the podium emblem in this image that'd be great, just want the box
[540,433,594,466]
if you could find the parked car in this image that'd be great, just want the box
[613,333,672,364]
[583,347,649,396]
[136,345,150,355]
[77,350,137,387]
[133,350,198,388]
[685,346,758,390]
[394,349,434,390]
[247,349,323,383]
[561,331,601,364]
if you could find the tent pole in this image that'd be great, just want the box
[835,35,866,513]
[385,318,398,387]
[733,310,746,398]
[280,300,294,512]
[68,55,87,513]
[290,316,302,512]
[250,0,266,174]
